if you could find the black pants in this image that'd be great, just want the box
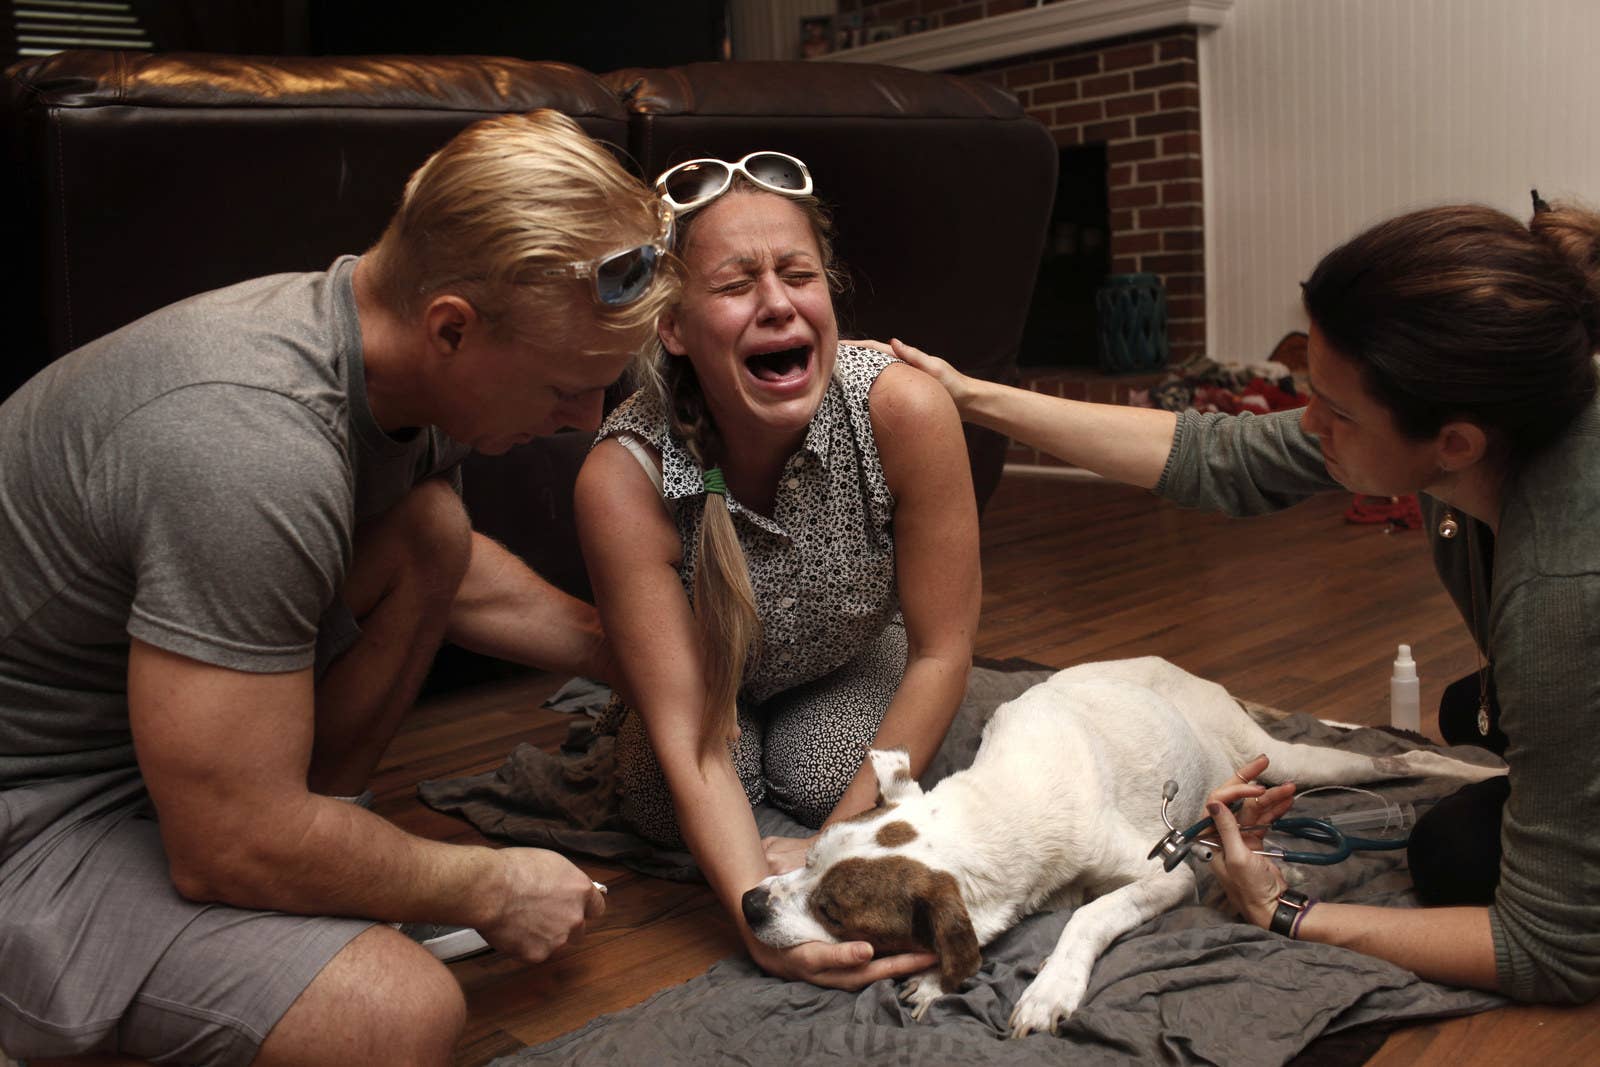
[1408,775,1509,905]
[1408,670,1510,906]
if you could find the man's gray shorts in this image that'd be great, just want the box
[0,789,371,1065]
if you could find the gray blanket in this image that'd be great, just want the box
[420,668,1506,1067]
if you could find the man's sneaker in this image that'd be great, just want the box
[397,923,490,962]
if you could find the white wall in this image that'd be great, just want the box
[1201,0,1600,361]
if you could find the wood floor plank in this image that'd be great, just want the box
[1361,1000,1600,1065]
[499,909,741,1049]
[379,472,1593,1065]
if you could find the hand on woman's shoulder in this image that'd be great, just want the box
[868,356,962,436]
[869,358,970,502]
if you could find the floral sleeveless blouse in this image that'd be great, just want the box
[594,343,899,704]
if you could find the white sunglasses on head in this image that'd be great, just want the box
[654,151,813,216]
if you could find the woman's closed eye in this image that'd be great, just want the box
[708,267,818,294]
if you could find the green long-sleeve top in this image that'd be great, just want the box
[1154,402,1600,1004]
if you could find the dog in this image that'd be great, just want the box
[740,657,1504,1037]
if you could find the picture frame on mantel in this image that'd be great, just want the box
[799,14,833,58]
[833,11,861,51]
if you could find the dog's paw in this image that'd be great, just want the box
[899,969,945,1020]
[1008,964,1088,1038]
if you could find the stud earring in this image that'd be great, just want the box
[1438,509,1460,539]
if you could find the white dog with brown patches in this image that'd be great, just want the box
[740,657,1503,1037]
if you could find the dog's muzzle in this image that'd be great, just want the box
[741,885,774,928]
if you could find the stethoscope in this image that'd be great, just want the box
[1146,779,1410,871]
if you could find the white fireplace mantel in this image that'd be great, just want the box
[813,0,1234,72]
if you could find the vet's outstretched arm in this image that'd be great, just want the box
[891,339,1177,489]
[1206,758,1499,991]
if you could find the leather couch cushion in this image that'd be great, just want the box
[6,52,630,361]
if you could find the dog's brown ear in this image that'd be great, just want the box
[913,870,981,992]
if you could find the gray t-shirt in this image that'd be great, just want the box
[0,256,468,853]
[1157,401,1600,1005]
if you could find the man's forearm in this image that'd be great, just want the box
[133,640,519,931]
[447,532,609,680]
[172,791,508,928]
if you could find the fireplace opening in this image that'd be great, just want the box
[1017,143,1110,367]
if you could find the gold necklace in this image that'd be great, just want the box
[1438,507,1492,736]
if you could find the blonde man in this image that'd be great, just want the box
[0,111,677,1067]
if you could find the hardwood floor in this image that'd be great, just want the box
[376,473,1598,1065]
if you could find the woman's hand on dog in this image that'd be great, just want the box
[761,834,817,875]
[744,837,938,986]
[1204,754,1299,929]
[743,930,938,990]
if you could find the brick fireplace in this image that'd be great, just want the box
[969,29,1204,364]
[826,4,1218,368]
[821,1,1225,471]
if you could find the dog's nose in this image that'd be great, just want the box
[741,885,773,928]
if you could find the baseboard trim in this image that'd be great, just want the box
[1001,463,1105,481]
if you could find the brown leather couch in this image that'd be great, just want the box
[3,50,1054,619]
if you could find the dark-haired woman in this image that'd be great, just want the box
[574,154,979,988]
[895,200,1600,1004]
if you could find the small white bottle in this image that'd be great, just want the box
[1390,644,1420,732]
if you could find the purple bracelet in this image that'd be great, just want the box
[1289,898,1316,938]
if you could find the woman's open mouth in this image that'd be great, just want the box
[743,345,813,388]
